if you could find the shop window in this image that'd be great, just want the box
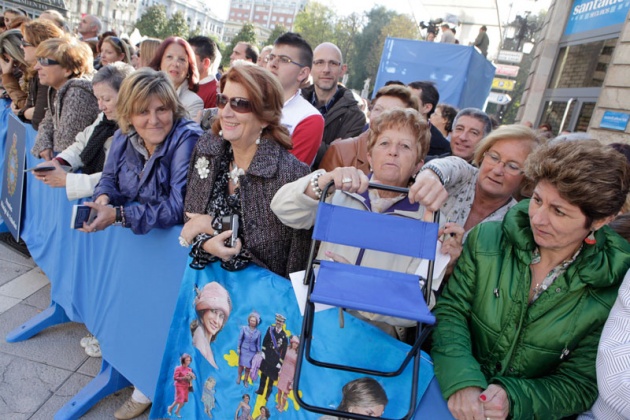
[548,38,617,89]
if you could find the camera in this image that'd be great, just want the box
[219,215,239,247]
[419,18,443,37]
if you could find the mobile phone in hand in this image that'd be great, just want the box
[70,205,97,229]
[229,215,239,247]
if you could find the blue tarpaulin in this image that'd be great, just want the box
[373,38,496,109]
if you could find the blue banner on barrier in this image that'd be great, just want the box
[0,113,26,240]
[152,262,435,419]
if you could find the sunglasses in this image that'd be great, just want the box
[37,57,60,66]
[108,36,125,50]
[216,94,252,113]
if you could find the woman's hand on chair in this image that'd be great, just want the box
[324,250,351,264]
[322,167,369,194]
[409,169,448,212]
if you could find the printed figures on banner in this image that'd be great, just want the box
[256,313,288,402]
[235,393,253,420]
[191,282,232,368]
[167,353,196,417]
[276,335,300,412]
[236,311,262,388]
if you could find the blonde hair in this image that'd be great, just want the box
[116,68,186,134]
[367,108,431,163]
[35,34,93,77]
[472,124,539,166]
[138,38,161,68]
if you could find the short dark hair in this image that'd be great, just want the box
[384,80,405,86]
[238,41,259,63]
[408,80,439,117]
[274,32,313,68]
[188,35,217,63]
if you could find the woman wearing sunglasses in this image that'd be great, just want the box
[99,35,131,67]
[17,18,64,129]
[30,34,99,161]
[180,62,311,278]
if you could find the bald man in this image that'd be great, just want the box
[77,14,102,42]
[302,42,365,168]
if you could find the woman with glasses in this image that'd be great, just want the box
[99,35,130,67]
[179,62,311,278]
[17,18,64,129]
[409,125,538,277]
[0,29,29,109]
[79,68,202,236]
[30,34,99,160]
[149,36,203,120]
[431,139,630,419]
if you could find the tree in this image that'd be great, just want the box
[265,25,287,46]
[221,23,258,67]
[348,6,397,91]
[293,2,336,49]
[134,5,168,39]
[334,12,364,71]
[163,11,190,39]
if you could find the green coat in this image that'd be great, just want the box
[431,200,630,419]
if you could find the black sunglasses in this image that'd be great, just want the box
[37,57,60,66]
[216,94,252,114]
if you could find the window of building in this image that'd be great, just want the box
[548,38,618,89]
[279,16,284,22]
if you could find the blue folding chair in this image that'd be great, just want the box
[293,182,439,420]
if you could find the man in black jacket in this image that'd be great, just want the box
[408,81,452,158]
[302,42,366,168]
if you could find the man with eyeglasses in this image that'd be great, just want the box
[77,15,102,42]
[302,42,366,169]
[268,32,323,166]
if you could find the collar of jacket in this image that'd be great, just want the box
[502,199,630,289]
[197,133,282,179]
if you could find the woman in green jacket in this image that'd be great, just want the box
[432,139,630,420]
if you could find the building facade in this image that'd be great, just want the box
[518,0,630,142]
[1,0,67,18]
[64,0,139,35]
[227,0,307,31]
[136,0,224,40]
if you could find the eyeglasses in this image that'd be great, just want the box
[483,151,523,175]
[21,40,32,47]
[312,59,341,69]
[216,94,253,114]
[265,54,306,67]
[36,57,60,66]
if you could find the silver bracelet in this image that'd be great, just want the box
[310,171,324,199]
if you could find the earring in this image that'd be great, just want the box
[219,130,223,137]
[584,230,596,245]
[255,138,260,145]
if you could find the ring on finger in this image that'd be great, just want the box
[178,236,190,247]
[341,177,352,184]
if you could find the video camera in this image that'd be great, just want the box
[419,18,443,36]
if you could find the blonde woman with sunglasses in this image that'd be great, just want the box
[180,62,311,278]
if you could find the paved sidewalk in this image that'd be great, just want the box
[0,242,149,419]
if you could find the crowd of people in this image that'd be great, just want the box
[1,8,630,420]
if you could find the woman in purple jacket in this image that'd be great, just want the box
[81,68,202,235]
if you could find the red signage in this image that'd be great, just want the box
[495,64,520,78]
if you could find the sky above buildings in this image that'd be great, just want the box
[211,0,552,26]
